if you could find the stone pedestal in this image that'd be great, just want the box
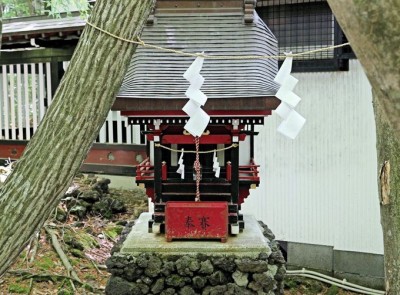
[106,213,286,295]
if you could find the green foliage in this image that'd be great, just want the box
[1,0,42,18]
[8,283,29,294]
[44,0,91,18]
[284,277,300,289]
[35,256,56,270]
[1,0,91,19]
[326,285,340,295]
[57,289,73,295]
[104,224,124,239]
[57,279,74,295]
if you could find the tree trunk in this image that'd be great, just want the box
[373,93,400,293]
[0,6,3,49]
[0,0,155,276]
[327,1,400,293]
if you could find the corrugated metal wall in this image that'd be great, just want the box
[242,60,384,254]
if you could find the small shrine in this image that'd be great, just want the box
[106,1,287,294]
[113,0,281,242]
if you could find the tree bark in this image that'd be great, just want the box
[327,1,400,293]
[0,6,3,49]
[0,0,155,276]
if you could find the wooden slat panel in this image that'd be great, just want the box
[9,65,16,140]
[98,122,107,143]
[30,63,38,132]
[133,125,142,145]
[106,112,114,143]
[3,65,10,140]
[38,63,45,120]
[116,111,123,144]
[124,117,132,144]
[23,64,31,140]
[0,72,2,139]
[16,64,23,140]
[46,62,52,105]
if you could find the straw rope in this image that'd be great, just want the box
[86,21,350,60]
[154,143,238,154]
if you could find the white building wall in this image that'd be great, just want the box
[242,60,384,254]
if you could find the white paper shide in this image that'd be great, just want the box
[274,54,306,139]
[176,149,185,179]
[182,55,210,137]
[213,150,220,178]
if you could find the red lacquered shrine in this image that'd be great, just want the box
[113,0,281,242]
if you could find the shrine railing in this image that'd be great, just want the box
[226,160,260,182]
[135,157,154,180]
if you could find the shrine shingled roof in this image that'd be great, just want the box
[2,16,85,45]
[117,12,280,100]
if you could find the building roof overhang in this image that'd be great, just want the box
[2,15,85,47]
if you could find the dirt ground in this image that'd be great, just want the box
[0,176,362,295]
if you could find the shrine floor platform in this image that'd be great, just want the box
[121,213,272,258]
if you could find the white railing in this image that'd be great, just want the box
[0,62,140,145]
[97,111,141,144]
[0,62,52,140]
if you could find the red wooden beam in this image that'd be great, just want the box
[162,135,232,145]
[121,110,271,117]
[0,141,146,169]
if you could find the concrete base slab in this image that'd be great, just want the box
[121,212,271,257]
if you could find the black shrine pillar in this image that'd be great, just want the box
[153,119,163,203]
[231,119,240,204]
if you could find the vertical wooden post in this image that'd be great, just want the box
[231,119,240,204]
[226,161,232,182]
[45,62,53,107]
[50,61,60,98]
[23,64,31,140]
[2,65,10,140]
[154,119,163,202]
[38,63,45,121]
[250,124,255,159]
[16,64,23,140]
[9,65,16,140]
[30,63,38,133]
[162,161,167,181]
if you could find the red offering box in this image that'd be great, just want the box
[165,202,228,242]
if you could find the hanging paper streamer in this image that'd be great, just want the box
[275,101,293,120]
[182,55,210,137]
[176,149,185,179]
[212,150,220,178]
[274,53,306,139]
[277,110,306,139]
